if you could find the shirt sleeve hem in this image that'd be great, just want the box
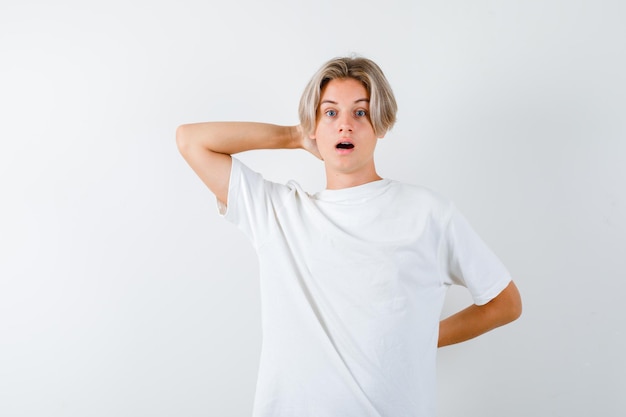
[473,276,512,306]
[217,157,240,219]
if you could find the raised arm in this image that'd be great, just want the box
[438,280,522,348]
[176,122,318,205]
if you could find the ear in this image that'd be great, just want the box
[309,132,316,140]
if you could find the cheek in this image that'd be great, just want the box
[314,121,333,138]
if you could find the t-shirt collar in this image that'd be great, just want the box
[313,178,391,203]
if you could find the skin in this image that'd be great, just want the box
[438,280,521,347]
[176,77,522,347]
[310,78,383,189]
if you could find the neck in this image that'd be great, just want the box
[324,166,382,190]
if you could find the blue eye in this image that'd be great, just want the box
[325,109,337,117]
[355,109,367,117]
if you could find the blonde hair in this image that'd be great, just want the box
[298,56,397,137]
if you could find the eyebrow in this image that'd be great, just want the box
[320,98,370,105]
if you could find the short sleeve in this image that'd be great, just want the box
[219,158,291,247]
[439,206,512,305]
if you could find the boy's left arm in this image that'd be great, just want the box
[438,280,522,348]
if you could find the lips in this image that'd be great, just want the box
[336,142,355,149]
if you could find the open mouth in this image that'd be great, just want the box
[336,142,354,149]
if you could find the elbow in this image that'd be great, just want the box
[488,280,522,327]
[175,124,191,154]
[504,281,523,324]
[508,298,522,324]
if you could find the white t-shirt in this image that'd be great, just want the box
[220,158,511,417]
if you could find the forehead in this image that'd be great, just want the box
[320,78,369,103]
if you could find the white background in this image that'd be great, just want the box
[1,0,624,416]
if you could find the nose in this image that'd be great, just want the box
[338,113,353,133]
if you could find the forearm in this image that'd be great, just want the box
[176,122,301,155]
[438,281,522,348]
[438,304,503,348]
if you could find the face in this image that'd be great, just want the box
[311,77,383,185]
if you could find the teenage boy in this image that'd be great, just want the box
[177,56,522,417]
